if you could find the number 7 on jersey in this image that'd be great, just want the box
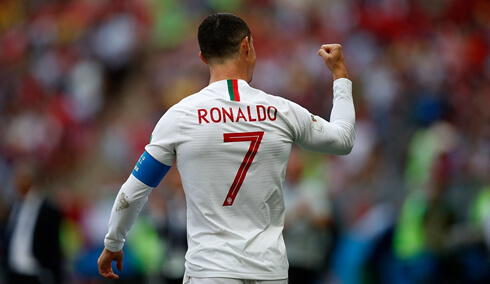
[223,131,264,206]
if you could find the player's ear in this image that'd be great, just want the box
[241,37,250,56]
[199,52,209,65]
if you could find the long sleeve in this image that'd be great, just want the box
[104,174,153,252]
[293,78,355,155]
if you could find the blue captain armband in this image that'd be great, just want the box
[131,151,170,187]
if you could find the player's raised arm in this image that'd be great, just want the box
[294,44,355,155]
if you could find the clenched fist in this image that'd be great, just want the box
[318,44,348,80]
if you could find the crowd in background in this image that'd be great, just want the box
[0,0,489,283]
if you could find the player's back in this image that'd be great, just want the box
[169,79,297,279]
[147,77,354,279]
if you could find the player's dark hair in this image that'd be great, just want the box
[198,13,251,64]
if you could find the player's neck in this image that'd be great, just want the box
[208,61,250,84]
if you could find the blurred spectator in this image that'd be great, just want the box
[329,143,397,284]
[476,186,490,252]
[150,166,187,284]
[283,147,334,284]
[455,185,490,283]
[4,161,63,284]
[393,153,458,283]
[330,202,395,284]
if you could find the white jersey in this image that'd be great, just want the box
[104,78,354,280]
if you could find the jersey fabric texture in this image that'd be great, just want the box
[104,78,354,280]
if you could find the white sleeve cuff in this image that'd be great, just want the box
[104,238,124,252]
[333,77,352,86]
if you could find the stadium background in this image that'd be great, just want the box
[0,0,489,283]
